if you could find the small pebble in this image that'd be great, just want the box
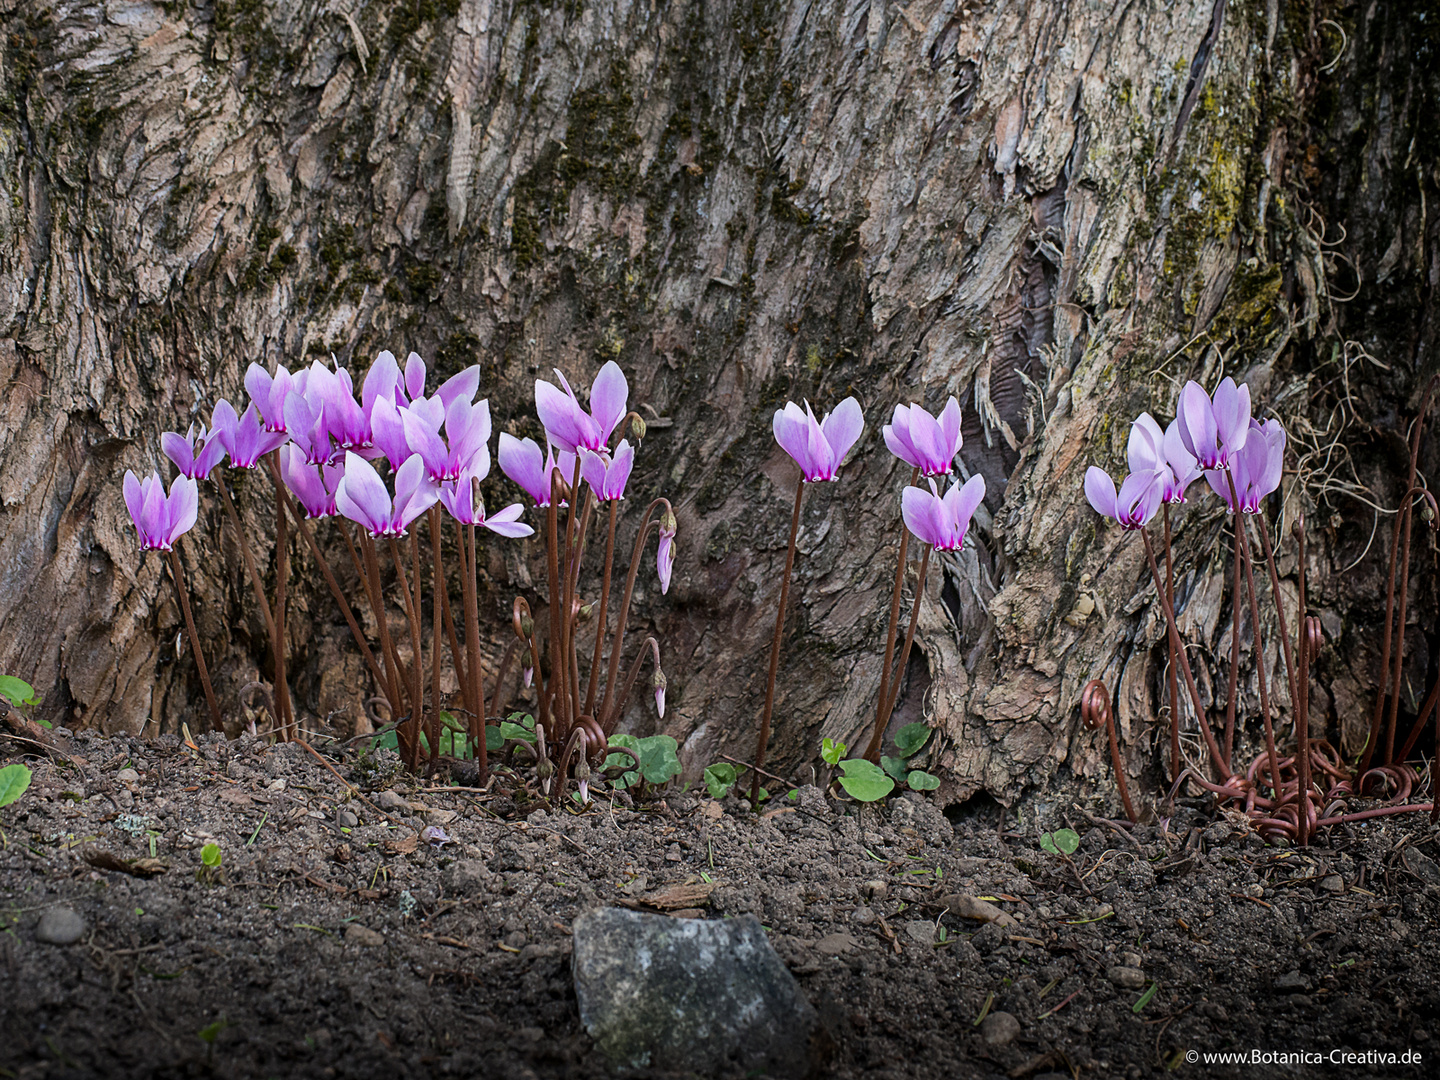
[860,879,888,900]
[664,843,683,863]
[849,905,877,927]
[345,924,384,947]
[1319,875,1344,894]
[980,1011,1020,1047]
[904,920,935,946]
[1120,950,1142,968]
[377,790,408,811]
[426,808,457,826]
[336,809,359,829]
[36,907,86,946]
[1274,970,1310,992]
[116,768,140,784]
[1107,965,1146,990]
[266,778,287,793]
[815,932,859,957]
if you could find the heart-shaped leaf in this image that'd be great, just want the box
[0,763,32,808]
[893,722,932,758]
[836,759,895,802]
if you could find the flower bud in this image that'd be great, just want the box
[652,668,668,718]
[630,414,647,441]
[660,508,677,537]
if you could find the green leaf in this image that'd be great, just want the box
[0,676,37,708]
[906,769,940,791]
[197,1018,228,1044]
[893,722,931,758]
[0,763,33,808]
[633,735,681,787]
[836,759,895,802]
[820,737,847,766]
[1040,828,1080,856]
[880,755,908,782]
[499,720,537,745]
[200,843,222,868]
[370,729,398,751]
[1133,982,1158,1014]
[485,725,504,752]
[703,762,741,800]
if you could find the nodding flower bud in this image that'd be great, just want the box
[630,413,647,441]
[523,666,534,688]
[536,755,555,793]
[659,508,677,536]
[652,668,668,718]
[514,610,534,640]
[574,757,591,783]
[578,601,595,624]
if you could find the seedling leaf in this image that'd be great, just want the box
[820,737,847,766]
[1039,828,1080,855]
[0,676,38,708]
[906,769,940,791]
[836,759,895,802]
[200,843,222,868]
[703,762,741,799]
[894,722,931,758]
[880,755,908,782]
[1133,982,1158,1013]
[0,763,32,808]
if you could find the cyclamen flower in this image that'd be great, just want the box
[579,441,634,501]
[304,361,372,454]
[1175,377,1251,470]
[657,509,677,595]
[498,433,575,507]
[900,475,986,551]
[282,391,332,466]
[161,424,227,481]
[883,397,963,477]
[1084,466,1163,530]
[535,361,628,454]
[279,444,344,519]
[334,452,439,537]
[212,399,288,468]
[653,668,667,719]
[123,471,199,551]
[403,397,491,483]
[773,397,864,482]
[439,469,534,538]
[1128,413,1202,504]
[1205,418,1286,514]
[244,363,293,433]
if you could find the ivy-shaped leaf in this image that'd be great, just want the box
[893,722,932,758]
[0,763,32,808]
[836,759,895,802]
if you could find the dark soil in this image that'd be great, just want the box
[2,730,1437,1080]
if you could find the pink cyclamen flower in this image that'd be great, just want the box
[900,474,986,550]
[212,399,288,468]
[1175,377,1251,471]
[1205,417,1286,514]
[498,433,577,507]
[439,469,534,538]
[656,509,677,595]
[403,397,491,483]
[282,390,332,465]
[1127,413,1201,504]
[123,471,199,551]
[773,397,864,482]
[279,444,343,519]
[161,424,227,481]
[1084,466,1163,530]
[244,363,293,433]
[334,451,439,537]
[534,361,628,454]
[883,397,963,477]
[579,440,634,501]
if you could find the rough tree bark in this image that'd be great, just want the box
[0,0,1432,810]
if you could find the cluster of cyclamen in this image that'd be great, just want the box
[123,351,669,787]
[753,392,985,803]
[1083,377,1285,529]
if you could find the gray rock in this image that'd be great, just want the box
[440,859,492,895]
[1107,965,1146,990]
[860,879,888,900]
[376,789,408,811]
[1403,849,1440,885]
[971,921,1006,955]
[903,920,935,946]
[336,808,359,829]
[116,768,140,784]
[572,908,830,1078]
[849,905,877,926]
[36,907,85,946]
[1319,874,1344,893]
[1274,970,1310,992]
[980,1011,1020,1047]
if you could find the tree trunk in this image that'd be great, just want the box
[0,0,1431,810]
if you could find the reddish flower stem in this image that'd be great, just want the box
[1293,517,1311,847]
[1234,512,1284,803]
[1163,503,1181,785]
[584,500,620,719]
[753,479,805,808]
[882,546,931,725]
[597,499,670,734]
[272,462,292,739]
[864,465,919,764]
[165,545,222,732]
